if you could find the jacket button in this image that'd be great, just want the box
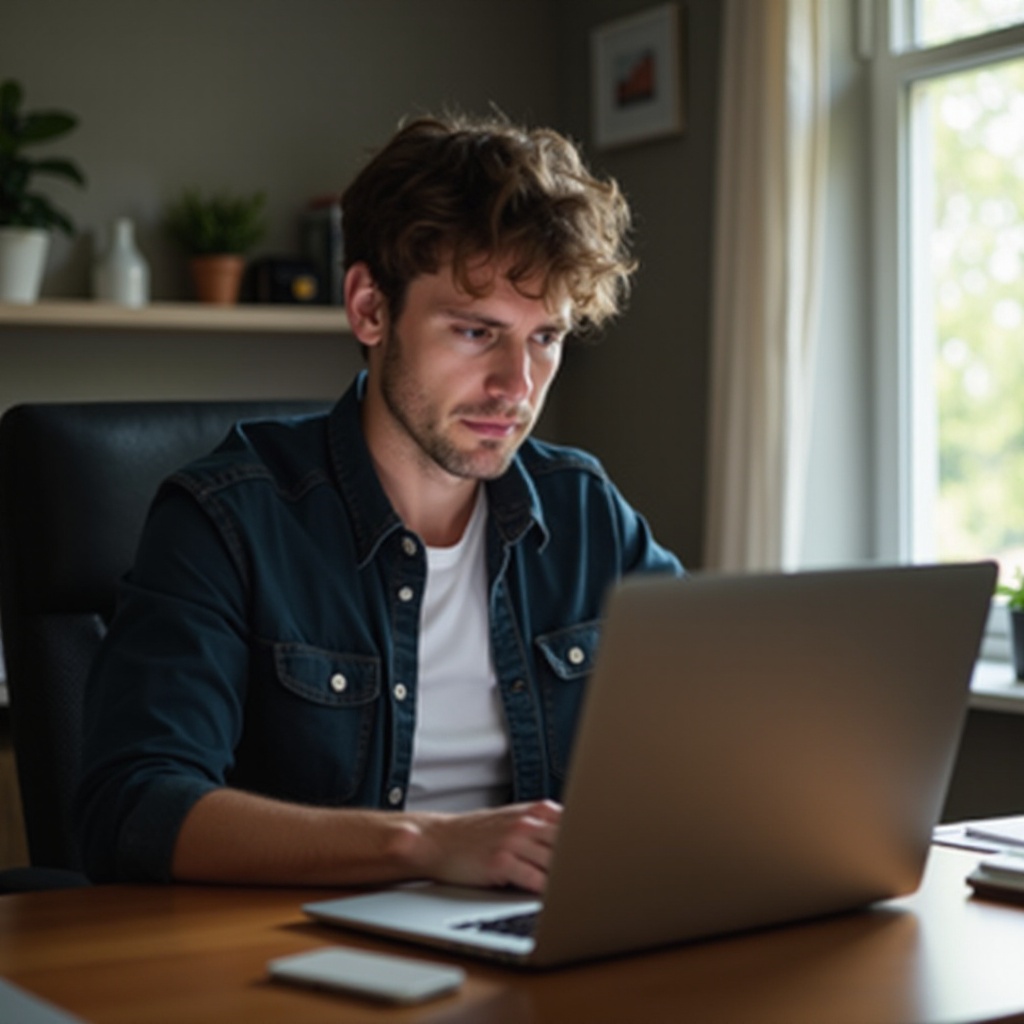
[394,683,408,701]
[398,585,414,602]
[401,536,418,556]
[568,646,586,666]
[330,673,347,693]
[387,786,404,806]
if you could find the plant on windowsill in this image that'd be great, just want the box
[996,571,1024,681]
[164,187,267,305]
[0,78,86,303]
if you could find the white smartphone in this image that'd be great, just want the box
[267,946,466,1005]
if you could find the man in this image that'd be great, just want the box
[74,113,682,893]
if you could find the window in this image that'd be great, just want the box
[912,0,1024,47]
[870,0,1024,657]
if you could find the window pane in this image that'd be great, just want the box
[914,56,1024,579]
[915,0,1024,47]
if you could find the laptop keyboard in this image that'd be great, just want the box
[454,911,539,939]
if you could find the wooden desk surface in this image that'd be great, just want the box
[2,845,1024,1023]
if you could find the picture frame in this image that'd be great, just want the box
[590,3,685,150]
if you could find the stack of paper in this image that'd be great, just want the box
[967,851,1024,903]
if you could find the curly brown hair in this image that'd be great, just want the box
[341,113,636,333]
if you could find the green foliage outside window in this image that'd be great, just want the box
[926,52,1024,576]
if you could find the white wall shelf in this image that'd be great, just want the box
[0,300,350,335]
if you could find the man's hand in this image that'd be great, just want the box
[399,800,563,894]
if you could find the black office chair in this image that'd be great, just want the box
[0,398,329,890]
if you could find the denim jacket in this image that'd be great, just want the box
[75,372,682,881]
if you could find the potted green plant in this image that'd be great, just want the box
[0,78,86,303]
[164,188,267,304]
[997,571,1024,680]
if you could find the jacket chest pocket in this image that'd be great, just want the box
[534,620,601,778]
[275,644,380,708]
[247,643,382,805]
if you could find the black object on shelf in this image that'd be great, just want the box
[300,196,344,306]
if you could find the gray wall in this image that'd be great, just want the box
[554,0,721,567]
[2,0,561,300]
[0,0,722,567]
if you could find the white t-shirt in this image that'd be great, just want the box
[405,490,512,812]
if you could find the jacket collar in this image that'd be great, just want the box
[327,372,547,565]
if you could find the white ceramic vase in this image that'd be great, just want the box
[0,226,51,304]
[93,217,150,307]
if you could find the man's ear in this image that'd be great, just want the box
[344,263,387,347]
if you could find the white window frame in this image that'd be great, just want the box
[867,1,1024,659]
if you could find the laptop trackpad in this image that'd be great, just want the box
[304,884,542,956]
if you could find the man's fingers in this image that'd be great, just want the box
[525,799,563,825]
[497,805,561,889]
[505,856,549,895]
[516,813,559,858]
[408,800,564,892]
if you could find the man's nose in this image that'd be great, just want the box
[486,338,532,404]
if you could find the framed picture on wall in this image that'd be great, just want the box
[591,3,685,150]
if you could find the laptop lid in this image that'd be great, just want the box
[304,561,996,967]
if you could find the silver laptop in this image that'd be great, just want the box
[304,561,996,968]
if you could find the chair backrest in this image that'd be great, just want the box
[0,399,330,871]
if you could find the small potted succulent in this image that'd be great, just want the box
[0,78,86,303]
[997,570,1024,680]
[164,187,267,304]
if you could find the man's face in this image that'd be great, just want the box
[374,259,570,481]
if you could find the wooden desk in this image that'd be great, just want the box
[2,845,1024,1023]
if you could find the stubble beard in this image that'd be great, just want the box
[379,325,532,481]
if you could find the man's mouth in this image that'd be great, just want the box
[461,418,522,439]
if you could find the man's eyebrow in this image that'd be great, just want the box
[442,308,509,328]
[442,308,571,333]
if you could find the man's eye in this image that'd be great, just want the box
[534,331,564,348]
[456,326,491,341]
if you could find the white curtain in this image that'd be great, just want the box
[703,0,830,572]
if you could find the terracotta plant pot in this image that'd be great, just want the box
[189,254,245,305]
